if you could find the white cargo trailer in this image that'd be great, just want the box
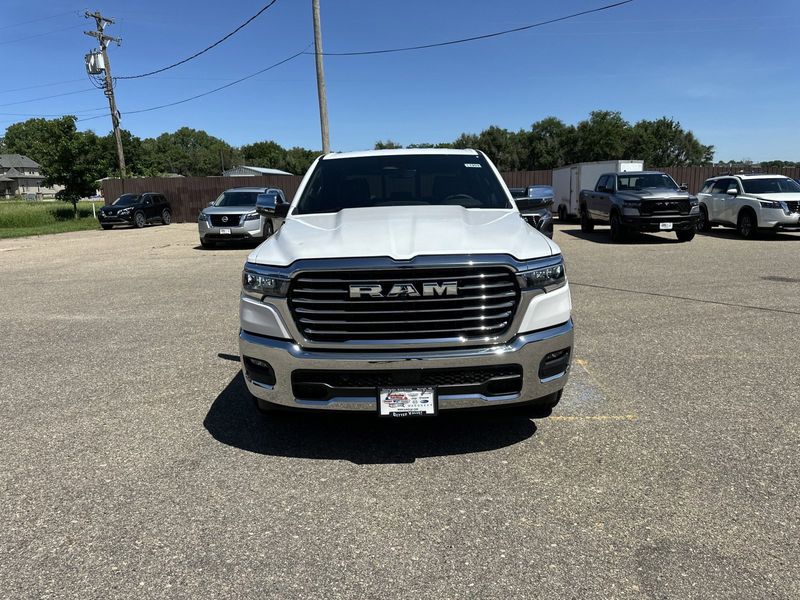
[551,160,644,220]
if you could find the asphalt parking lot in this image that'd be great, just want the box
[1,223,798,599]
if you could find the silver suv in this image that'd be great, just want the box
[697,174,800,238]
[198,187,287,248]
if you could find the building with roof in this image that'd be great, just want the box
[222,165,294,177]
[0,154,62,198]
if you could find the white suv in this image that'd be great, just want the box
[697,174,800,238]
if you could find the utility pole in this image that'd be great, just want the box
[311,0,330,154]
[84,11,126,177]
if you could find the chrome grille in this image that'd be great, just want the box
[640,199,690,215]
[288,266,520,342]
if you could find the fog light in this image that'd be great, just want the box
[538,348,571,380]
[243,356,276,385]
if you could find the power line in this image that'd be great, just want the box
[80,47,308,122]
[115,0,280,80]
[0,108,107,117]
[0,89,96,108]
[0,79,86,96]
[0,24,84,46]
[0,10,77,32]
[313,0,635,56]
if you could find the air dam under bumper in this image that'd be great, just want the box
[239,320,573,412]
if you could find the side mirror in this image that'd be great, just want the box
[680,183,688,191]
[527,197,553,208]
[726,187,738,196]
[208,201,214,207]
[256,190,289,218]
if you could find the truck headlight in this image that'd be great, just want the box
[759,200,781,209]
[198,212,209,221]
[242,268,290,299]
[516,258,566,292]
[118,207,133,215]
[243,211,260,221]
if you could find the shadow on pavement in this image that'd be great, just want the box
[697,228,800,242]
[561,226,682,245]
[203,372,538,464]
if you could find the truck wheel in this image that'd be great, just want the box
[263,219,274,239]
[676,228,696,242]
[580,207,594,232]
[200,238,215,249]
[161,209,171,225]
[697,206,711,232]
[609,211,627,243]
[558,205,568,222]
[101,224,112,230]
[133,211,146,228]
[737,209,757,239]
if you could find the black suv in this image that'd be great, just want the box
[99,193,172,230]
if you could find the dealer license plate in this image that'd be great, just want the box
[378,387,437,417]
[219,228,231,235]
[659,222,673,230]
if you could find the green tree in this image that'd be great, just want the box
[148,127,236,176]
[525,117,576,170]
[5,117,106,214]
[240,140,286,169]
[573,110,631,162]
[626,117,713,166]
[374,140,403,150]
[282,147,318,175]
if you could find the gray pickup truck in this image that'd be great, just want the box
[579,171,700,242]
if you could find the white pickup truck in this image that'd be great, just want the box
[238,149,573,417]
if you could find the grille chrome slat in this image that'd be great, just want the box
[289,265,520,343]
[294,301,516,315]
[297,311,512,326]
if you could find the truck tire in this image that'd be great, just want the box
[580,207,594,232]
[133,211,146,229]
[200,238,215,249]
[263,219,274,239]
[609,211,627,243]
[161,209,171,225]
[676,228,696,242]
[737,209,757,239]
[101,224,112,230]
[697,205,711,232]
[254,394,286,414]
[558,205,568,222]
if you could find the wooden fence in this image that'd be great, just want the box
[101,166,800,223]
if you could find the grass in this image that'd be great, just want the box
[0,200,103,239]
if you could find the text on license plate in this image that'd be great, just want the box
[219,228,231,235]
[659,222,673,230]
[378,387,436,417]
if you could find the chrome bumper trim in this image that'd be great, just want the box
[239,320,574,411]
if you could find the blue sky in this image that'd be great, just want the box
[1,0,798,161]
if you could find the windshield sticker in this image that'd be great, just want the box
[464,163,482,168]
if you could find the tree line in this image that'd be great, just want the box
[376,111,717,171]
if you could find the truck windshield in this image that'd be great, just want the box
[294,154,512,214]
[617,174,678,191]
[213,191,260,207]
[742,178,800,194]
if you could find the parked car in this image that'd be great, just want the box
[240,149,573,417]
[552,160,644,221]
[510,185,554,238]
[579,171,699,242]
[98,193,171,230]
[198,187,287,248]
[696,174,800,238]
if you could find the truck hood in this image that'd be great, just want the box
[617,188,692,200]
[755,193,800,202]
[248,205,560,266]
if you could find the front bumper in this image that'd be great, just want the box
[760,210,800,230]
[99,213,135,224]
[621,214,699,231]
[199,219,263,241]
[239,320,574,412]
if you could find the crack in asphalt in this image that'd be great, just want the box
[571,282,800,316]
